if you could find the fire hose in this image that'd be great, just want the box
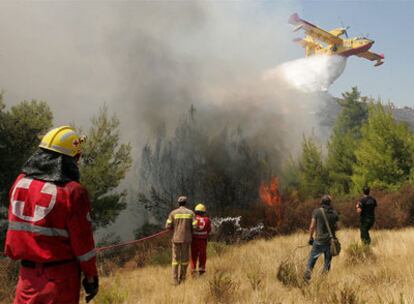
[0,229,170,258]
[96,229,170,253]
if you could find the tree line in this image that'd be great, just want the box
[2,87,411,241]
[285,87,414,200]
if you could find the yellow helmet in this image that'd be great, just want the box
[39,126,84,157]
[195,203,206,212]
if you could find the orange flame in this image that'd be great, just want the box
[259,177,281,226]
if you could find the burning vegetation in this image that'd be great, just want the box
[259,177,282,227]
[137,106,281,226]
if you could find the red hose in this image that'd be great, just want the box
[96,230,170,253]
[0,230,170,258]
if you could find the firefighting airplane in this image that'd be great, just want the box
[288,13,384,67]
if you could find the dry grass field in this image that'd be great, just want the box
[93,228,414,304]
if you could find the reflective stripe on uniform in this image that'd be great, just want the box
[166,219,173,224]
[192,220,198,227]
[77,249,96,262]
[181,262,189,265]
[8,221,69,238]
[174,214,193,219]
[172,261,179,266]
[193,231,207,235]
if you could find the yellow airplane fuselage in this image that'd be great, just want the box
[304,36,374,58]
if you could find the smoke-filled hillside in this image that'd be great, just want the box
[2,2,400,239]
[0,2,359,239]
[135,53,350,227]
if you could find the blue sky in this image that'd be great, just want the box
[273,0,413,107]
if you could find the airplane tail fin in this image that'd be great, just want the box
[375,54,384,66]
[288,13,300,25]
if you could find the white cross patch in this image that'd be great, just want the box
[11,178,57,222]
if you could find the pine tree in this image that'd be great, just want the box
[326,87,368,194]
[80,105,132,228]
[281,156,301,194]
[0,96,53,249]
[298,136,328,199]
[352,102,414,191]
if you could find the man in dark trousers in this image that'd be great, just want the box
[356,186,377,245]
[304,195,339,282]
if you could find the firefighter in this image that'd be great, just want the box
[191,203,211,275]
[165,196,197,285]
[5,126,98,304]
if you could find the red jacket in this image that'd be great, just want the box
[5,174,97,277]
[193,215,211,240]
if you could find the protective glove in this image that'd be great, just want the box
[82,276,99,303]
[308,238,314,246]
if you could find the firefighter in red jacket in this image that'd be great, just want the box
[5,126,99,304]
[190,203,211,275]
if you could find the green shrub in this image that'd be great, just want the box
[93,276,127,304]
[149,249,171,266]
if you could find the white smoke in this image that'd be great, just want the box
[263,55,347,93]
[0,2,349,239]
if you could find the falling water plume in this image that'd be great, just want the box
[263,55,347,93]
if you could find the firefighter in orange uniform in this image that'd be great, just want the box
[191,203,211,275]
[5,126,98,304]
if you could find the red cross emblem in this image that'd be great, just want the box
[72,139,80,148]
[11,178,57,222]
[198,218,206,229]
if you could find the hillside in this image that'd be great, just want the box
[320,98,414,131]
[393,106,414,129]
[94,229,414,304]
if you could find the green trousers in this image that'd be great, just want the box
[360,217,375,245]
[172,242,190,283]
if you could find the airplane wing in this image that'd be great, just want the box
[356,51,385,66]
[289,13,343,45]
[292,38,320,49]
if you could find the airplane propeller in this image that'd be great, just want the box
[339,17,350,38]
[343,26,350,38]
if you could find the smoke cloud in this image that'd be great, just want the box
[0,2,348,237]
[0,2,301,147]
